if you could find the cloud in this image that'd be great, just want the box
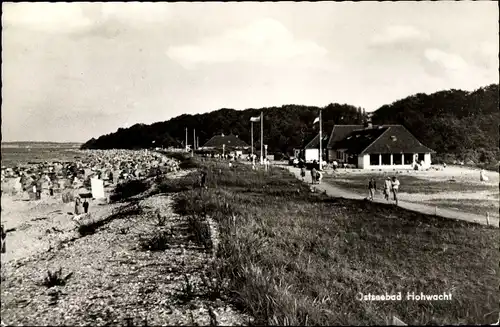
[424,48,468,71]
[370,25,429,45]
[166,18,328,69]
[2,3,93,33]
[479,42,498,57]
[2,3,171,35]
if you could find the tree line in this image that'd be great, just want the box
[82,84,499,166]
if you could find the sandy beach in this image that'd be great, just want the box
[1,152,251,326]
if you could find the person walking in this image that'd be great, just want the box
[316,170,323,184]
[200,171,207,189]
[391,176,400,205]
[368,177,377,201]
[311,166,317,185]
[1,224,6,254]
[383,177,391,202]
[83,199,89,214]
[300,166,306,181]
[74,197,83,216]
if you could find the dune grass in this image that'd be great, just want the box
[161,157,499,325]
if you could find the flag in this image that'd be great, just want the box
[313,117,320,124]
[250,116,261,122]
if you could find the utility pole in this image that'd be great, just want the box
[260,111,263,165]
[251,121,254,158]
[319,108,323,171]
[185,127,188,152]
[192,128,195,156]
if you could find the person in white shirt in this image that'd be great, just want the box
[383,177,391,202]
[316,170,323,184]
[480,169,489,182]
[391,176,400,205]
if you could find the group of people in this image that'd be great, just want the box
[74,197,90,218]
[299,165,323,184]
[368,176,400,205]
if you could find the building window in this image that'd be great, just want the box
[403,153,413,165]
[393,153,402,165]
[381,154,391,165]
[370,154,379,166]
[418,153,425,162]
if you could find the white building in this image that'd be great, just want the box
[325,124,434,169]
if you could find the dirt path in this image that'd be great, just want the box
[284,166,499,228]
[1,169,252,326]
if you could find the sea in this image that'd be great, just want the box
[1,142,83,168]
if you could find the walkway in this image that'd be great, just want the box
[283,165,499,228]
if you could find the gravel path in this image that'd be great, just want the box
[284,165,499,228]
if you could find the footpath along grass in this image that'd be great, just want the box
[160,156,499,325]
[324,173,495,195]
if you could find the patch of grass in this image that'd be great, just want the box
[139,230,170,251]
[110,179,150,202]
[157,172,199,193]
[201,260,227,301]
[169,161,499,325]
[162,151,201,170]
[187,212,212,250]
[176,274,195,304]
[118,227,129,235]
[77,203,142,236]
[42,268,72,287]
[153,209,167,226]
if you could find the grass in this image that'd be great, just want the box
[76,202,143,236]
[162,156,499,325]
[41,268,72,288]
[139,230,171,251]
[416,198,500,218]
[110,179,150,202]
[324,173,495,195]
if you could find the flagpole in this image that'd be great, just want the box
[260,111,263,164]
[251,121,254,158]
[319,109,323,171]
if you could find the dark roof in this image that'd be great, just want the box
[304,133,329,149]
[201,134,250,148]
[360,125,435,154]
[333,128,387,154]
[326,125,364,149]
[332,125,434,154]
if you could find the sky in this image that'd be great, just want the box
[2,2,498,142]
